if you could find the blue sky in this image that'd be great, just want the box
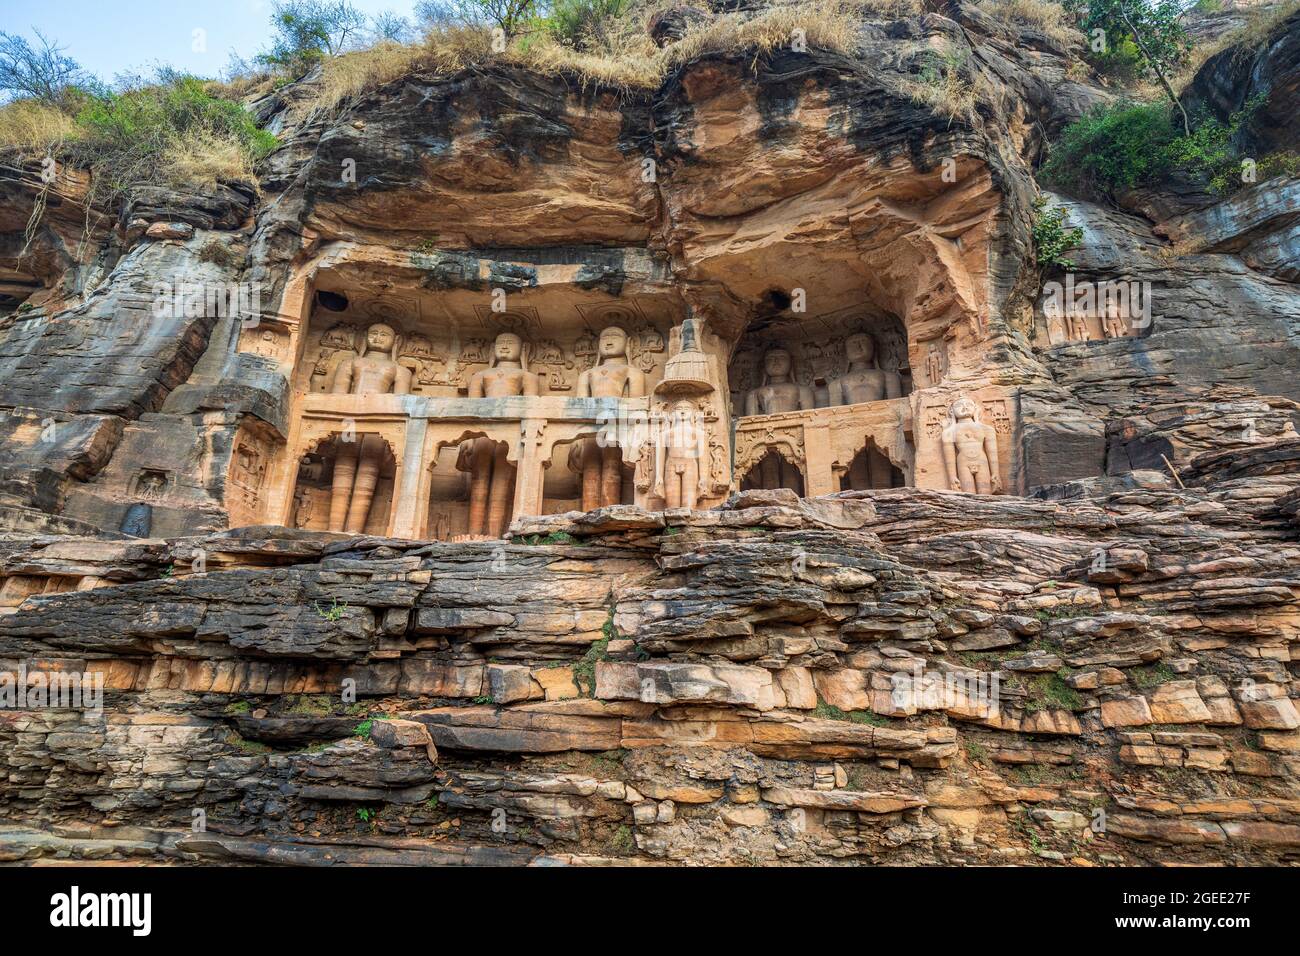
[3,0,420,83]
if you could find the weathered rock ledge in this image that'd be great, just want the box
[2,456,1298,865]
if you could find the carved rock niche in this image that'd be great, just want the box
[293,435,398,535]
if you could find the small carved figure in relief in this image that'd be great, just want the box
[1066,310,1091,342]
[653,399,710,510]
[828,332,902,405]
[744,348,815,416]
[941,397,1001,495]
[1102,300,1128,339]
[327,323,409,533]
[136,471,167,501]
[575,327,646,509]
[924,340,946,386]
[253,329,282,359]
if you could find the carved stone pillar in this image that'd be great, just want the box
[512,419,547,524]
[802,422,836,498]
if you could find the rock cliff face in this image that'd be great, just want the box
[0,2,1298,865]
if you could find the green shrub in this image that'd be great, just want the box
[1044,97,1272,201]
[1042,101,1176,199]
[1090,36,1144,82]
[1030,195,1084,270]
[536,0,629,49]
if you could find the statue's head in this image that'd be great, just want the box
[598,326,628,359]
[950,396,978,421]
[762,348,793,383]
[845,332,877,366]
[491,332,523,365]
[364,323,396,356]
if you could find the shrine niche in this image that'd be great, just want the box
[237,242,1024,539]
[226,421,282,528]
[729,305,917,497]
[839,440,905,491]
[912,388,1020,495]
[729,308,912,413]
[1039,279,1148,346]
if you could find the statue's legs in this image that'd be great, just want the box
[665,461,684,510]
[329,439,360,532]
[580,436,602,512]
[486,442,515,538]
[466,436,495,537]
[344,434,384,533]
[600,445,623,507]
[974,464,993,496]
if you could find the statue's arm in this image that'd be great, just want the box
[521,370,538,396]
[886,372,902,399]
[394,366,413,396]
[626,369,647,398]
[744,390,759,416]
[799,385,815,410]
[330,359,353,394]
[576,370,592,398]
[984,426,1001,490]
[467,372,484,398]
[942,429,960,490]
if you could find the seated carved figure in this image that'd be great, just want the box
[327,322,410,533]
[575,326,645,509]
[744,349,814,416]
[941,397,1001,495]
[458,332,537,538]
[828,332,902,406]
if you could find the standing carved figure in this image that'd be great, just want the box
[575,326,646,509]
[459,333,537,537]
[924,341,945,385]
[653,399,710,510]
[941,397,1001,495]
[1066,310,1091,342]
[1102,301,1128,339]
[328,322,411,533]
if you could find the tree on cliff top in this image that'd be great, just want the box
[416,0,551,40]
[256,0,369,74]
[0,30,93,108]
[1065,0,1194,133]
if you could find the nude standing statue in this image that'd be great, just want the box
[1102,301,1127,339]
[460,332,537,537]
[829,333,902,405]
[328,322,411,533]
[575,326,646,510]
[653,399,710,510]
[1066,310,1091,342]
[941,397,1001,495]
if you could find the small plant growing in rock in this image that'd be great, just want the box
[472,694,494,705]
[356,806,375,823]
[353,718,373,738]
[314,598,347,621]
